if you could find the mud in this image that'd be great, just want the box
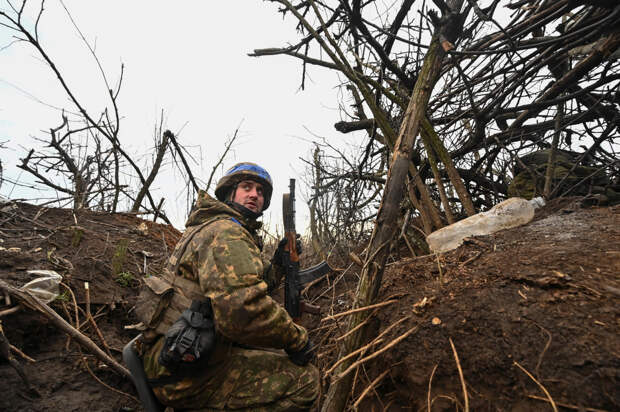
[1,199,619,411]
[307,199,619,411]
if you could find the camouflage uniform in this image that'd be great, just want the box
[508,149,619,203]
[141,190,319,411]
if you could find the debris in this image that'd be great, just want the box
[137,222,148,235]
[412,296,434,314]
[21,271,62,303]
[427,198,535,253]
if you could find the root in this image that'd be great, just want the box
[449,337,469,412]
[514,361,558,412]
[427,364,438,412]
[527,394,608,412]
[336,323,419,381]
[80,353,138,403]
[325,315,410,377]
[352,369,390,410]
[321,299,398,322]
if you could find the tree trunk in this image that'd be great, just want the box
[421,118,476,216]
[419,129,455,224]
[321,3,465,410]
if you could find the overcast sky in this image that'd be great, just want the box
[0,1,346,232]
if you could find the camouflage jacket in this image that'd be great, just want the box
[170,190,308,352]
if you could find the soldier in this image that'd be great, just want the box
[139,162,319,411]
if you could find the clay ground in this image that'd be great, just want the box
[0,199,618,411]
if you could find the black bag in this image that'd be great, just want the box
[158,299,215,374]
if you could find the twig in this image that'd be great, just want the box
[324,338,384,377]
[336,324,419,380]
[85,282,112,357]
[80,352,138,402]
[0,279,130,378]
[321,299,398,322]
[460,251,482,267]
[352,369,390,410]
[527,394,608,412]
[449,338,469,412]
[428,364,439,412]
[326,315,411,377]
[0,305,21,317]
[61,282,80,328]
[514,361,558,412]
[9,344,36,362]
[533,323,552,379]
[335,309,376,341]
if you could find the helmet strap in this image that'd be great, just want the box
[226,200,263,220]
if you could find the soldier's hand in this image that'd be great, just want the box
[272,234,302,266]
[286,339,315,366]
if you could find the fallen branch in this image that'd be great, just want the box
[0,279,130,379]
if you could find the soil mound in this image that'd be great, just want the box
[1,199,618,411]
[0,201,180,411]
[308,199,619,411]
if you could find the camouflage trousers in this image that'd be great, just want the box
[142,337,319,411]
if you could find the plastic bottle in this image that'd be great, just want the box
[426,197,535,253]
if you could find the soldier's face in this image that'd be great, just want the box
[233,180,265,213]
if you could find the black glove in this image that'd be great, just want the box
[272,234,302,267]
[286,339,315,366]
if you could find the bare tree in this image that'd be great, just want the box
[0,1,180,222]
[255,1,620,410]
[255,0,620,240]
[1,1,243,223]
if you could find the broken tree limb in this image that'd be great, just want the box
[321,3,466,410]
[0,279,130,379]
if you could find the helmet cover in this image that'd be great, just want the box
[215,162,273,210]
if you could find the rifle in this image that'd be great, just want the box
[282,178,332,321]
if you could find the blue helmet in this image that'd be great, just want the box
[215,162,273,210]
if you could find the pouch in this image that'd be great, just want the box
[134,275,174,334]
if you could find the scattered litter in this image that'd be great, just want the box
[137,222,149,234]
[427,198,535,253]
[21,270,63,303]
[412,296,434,314]
[529,197,545,209]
